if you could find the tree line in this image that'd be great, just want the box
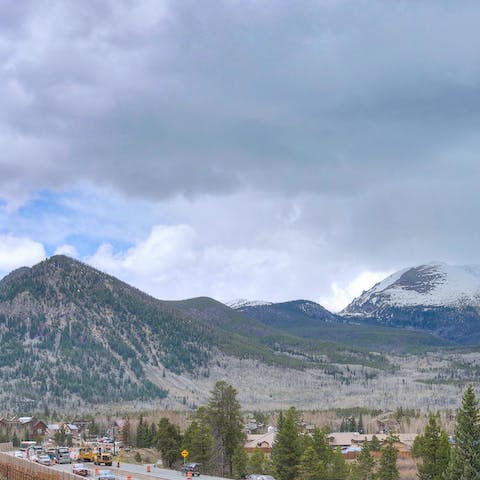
[133,381,480,480]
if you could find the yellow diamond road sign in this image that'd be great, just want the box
[181,449,189,458]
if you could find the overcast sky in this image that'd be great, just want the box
[1,0,480,311]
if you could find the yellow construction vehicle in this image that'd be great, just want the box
[78,446,95,462]
[93,450,113,466]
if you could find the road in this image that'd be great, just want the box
[52,460,229,480]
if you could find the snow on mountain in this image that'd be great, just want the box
[226,298,273,309]
[344,262,480,314]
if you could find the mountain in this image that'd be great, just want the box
[225,299,273,309]
[343,263,480,344]
[0,255,389,411]
[234,299,337,328]
[233,299,449,353]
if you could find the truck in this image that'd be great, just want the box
[93,450,113,466]
[56,446,71,464]
[78,446,95,462]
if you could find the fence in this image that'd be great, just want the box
[0,452,79,480]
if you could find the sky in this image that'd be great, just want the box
[1,1,480,311]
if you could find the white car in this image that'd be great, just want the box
[14,451,25,459]
[97,470,116,480]
[38,454,53,466]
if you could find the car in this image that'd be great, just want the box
[182,463,201,476]
[29,454,39,463]
[97,470,116,480]
[38,454,53,466]
[72,463,89,476]
[247,475,276,480]
[14,451,25,459]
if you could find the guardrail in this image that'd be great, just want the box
[0,452,78,480]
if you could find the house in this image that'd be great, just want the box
[47,422,79,440]
[244,431,276,454]
[326,432,417,458]
[0,416,48,440]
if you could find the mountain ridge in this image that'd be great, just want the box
[343,262,480,344]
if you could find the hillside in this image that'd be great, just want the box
[343,263,480,344]
[0,255,215,409]
[233,299,450,353]
[0,255,389,411]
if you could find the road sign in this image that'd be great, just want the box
[181,449,189,458]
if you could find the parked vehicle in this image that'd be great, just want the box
[38,454,52,466]
[13,451,25,459]
[72,463,89,476]
[97,470,116,480]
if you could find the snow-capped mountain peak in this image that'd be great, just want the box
[344,262,480,314]
[226,298,273,309]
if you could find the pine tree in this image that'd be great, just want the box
[232,447,248,479]
[369,435,381,451]
[358,414,365,434]
[248,448,268,474]
[311,427,334,466]
[350,441,376,480]
[328,448,349,480]
[136,414,148,448]
[272,408,302,480]
[448,385,480,480]
[207,381,245,477]
[414,414,450,480]
[155,417,182,468]
[376,433,399,480]
[298,445,321,480]
[183,408,214,472]
[121,417,131,447]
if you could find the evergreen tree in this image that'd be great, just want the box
[183,408,214,472]
[350,417,357,432]
[414,414,450,480]
[121,417,131,447]
[350,441,376,480]
[376,433,399,480]
[149,422,157,447]
[136,414,149,448]
[297,427,348,480]
[340,418,346,432]
[232,447,248,479]
[328,448,349,480]
[155,417,182,468]
[311,427,334,467]
[297,445,320,480]
[272,408,302,480]
[207,381,245,477]
[448,385,480,480]
[436,432,451,479]
[248,448,268,474]
[369,435,381,451]
[358,415,365,434]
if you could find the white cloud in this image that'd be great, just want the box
[0,235,46,272]
[54,244,78,258]
[320,270,392,312]
[87,224,291,301]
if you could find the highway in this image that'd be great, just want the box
[52,459,228,480]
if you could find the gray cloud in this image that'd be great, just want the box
[1,0,480,294]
